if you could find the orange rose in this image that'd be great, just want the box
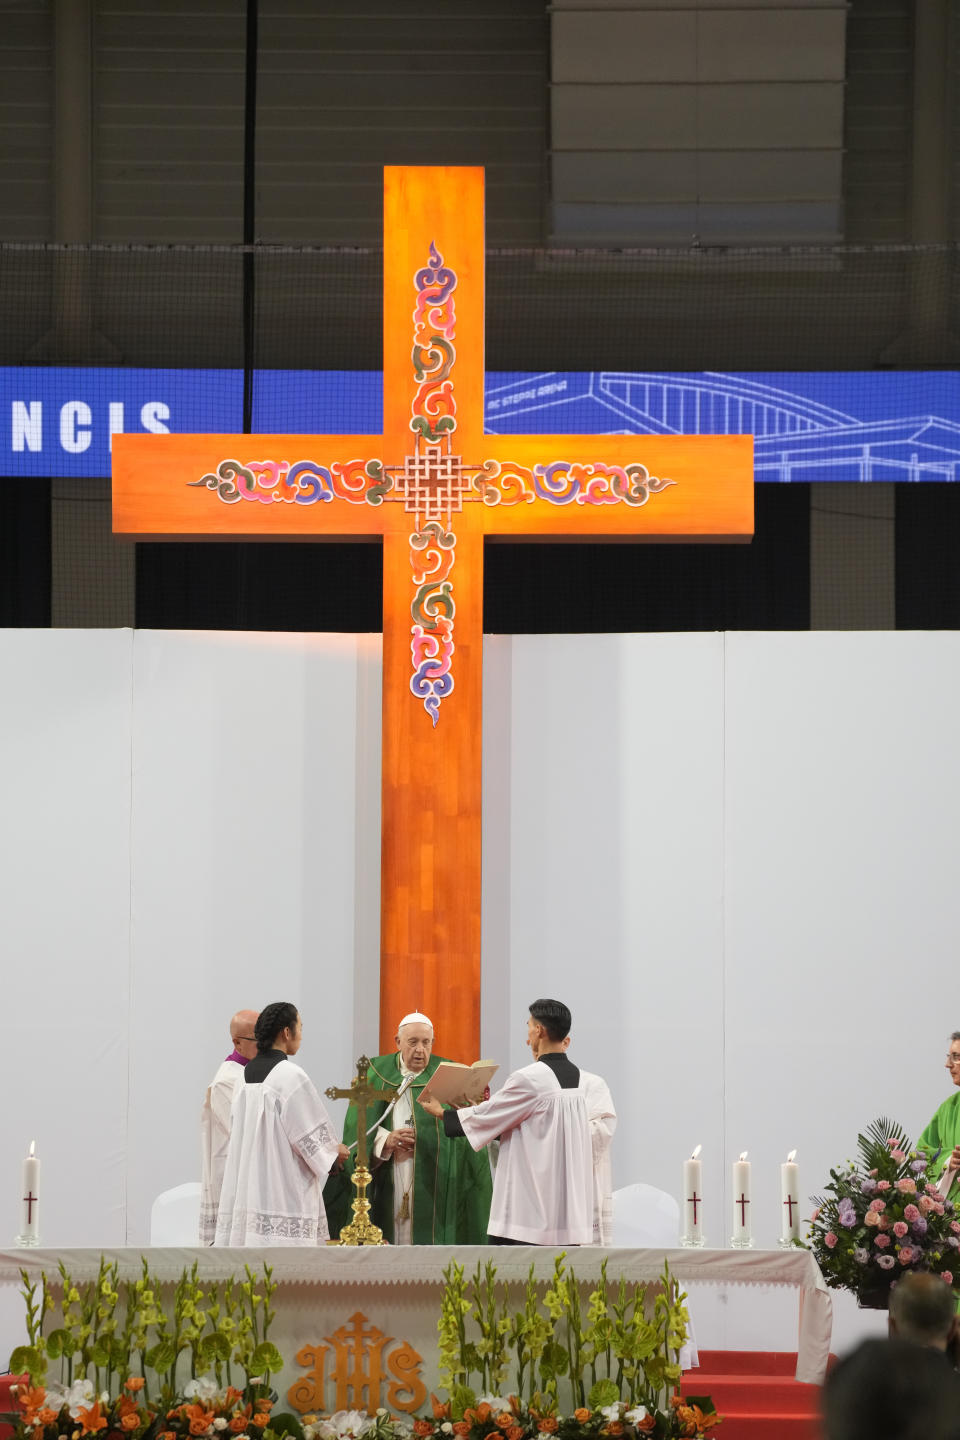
[635,1418,656,1435]
[251,1417,269,1429]
[508,1429,524,1440]
[539,1420,559,1435]
[229,1420,248,1433]
[602,1426,623,1438]
[476,1406,492,1424]
[413,1423,435,1437]
[573,1411,591,1426]
[497,1417,515,1431]
[124,1380,146,1394]
[159,1433,176,1440]
[190,1422,211,1436]
[37,1409,59,1427]
[254,1402,273,1415]
[121,1415,140,1431]
[452,1423,470,1436]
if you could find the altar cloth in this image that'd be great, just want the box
[0,1247,832,1389]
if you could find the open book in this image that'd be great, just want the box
[419,1059,498,1109]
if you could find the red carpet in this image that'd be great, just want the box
[680,1351,825,1440]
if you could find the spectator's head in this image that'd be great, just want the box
[255,1002,301,1055]
[946,1032,960,1088]
[229,1009,259,1062]
[823,1337,960,1440]
[890,1273,958,1351]
[527,999,572,1056]
[396,1012,434,1073]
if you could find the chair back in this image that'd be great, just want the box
[612,1182,680,1248]
[150,1181,202,1245]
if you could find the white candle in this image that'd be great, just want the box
[19,1141,39,1244]
[732,1151,751,1245]
[780,1149,800,1243]
[682,1145,703,1244]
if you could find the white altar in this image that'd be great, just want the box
[0,1247,832,1405]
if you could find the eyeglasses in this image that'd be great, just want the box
[946,1054,960,1064]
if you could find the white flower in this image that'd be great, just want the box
[600,1406,624,1423]
[184,1378,220,1403]
[55,1379,94,1419]
[316,1412,377,1440]
[624,1409,648,1426]
[476,1399,514,1414]
[99,1394,109,1406]
[214,1420,229,1432]
[442,1426,454,1435]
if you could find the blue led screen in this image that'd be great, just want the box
[4,367,960,482]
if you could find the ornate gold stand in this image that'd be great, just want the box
[326,1055,398,1246]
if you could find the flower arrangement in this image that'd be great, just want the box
[804,1116,960,1306]
[2,1259,300,1440]
[418,1255,718,1440]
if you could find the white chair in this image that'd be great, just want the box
[150,1181,202,1245]
[612,1184,698,1370]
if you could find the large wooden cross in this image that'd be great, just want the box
[113,167,752,1062]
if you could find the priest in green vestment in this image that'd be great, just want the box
[917,1031,960,1194]
[323,1011,493,1244]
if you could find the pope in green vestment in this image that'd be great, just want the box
[323,1025,493,1245]
[917,1037,960,1193]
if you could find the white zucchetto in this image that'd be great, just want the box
[397,1011,434,1033]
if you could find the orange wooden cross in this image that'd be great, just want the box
[113,166,752,1063]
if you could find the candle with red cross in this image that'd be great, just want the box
[681,1144,704,1247]
[17,1141,39,1247]
[731,1151,752,1248]
[779,1149,800,1246]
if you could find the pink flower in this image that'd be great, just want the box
[824,1232,838,1249]
[874,1233,891,1248]
[903,1204,921,1222]
[934,1203,946,1215]
[920,1197,936,1215]
[878,1215,892,1230]
[869,1199,887,1212]
[893,1221,909,1238]
[950,1221,960,1234]
[896,1178,917,1194]
[898,1247,915,1265]
[891,1151,907,1164]
[865,1211,881,1227]
[876,1181,892,1192]
[869,1169,879,1177]
[811,1207,821,1221]
[943,1271,953,1284]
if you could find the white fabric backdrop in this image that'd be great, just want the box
[1,627,958,1360]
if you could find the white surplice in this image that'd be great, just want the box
[199,1057,245,1245]
[372,1060,417,1244]
[214,1058,341,1246]
[579,1069,617,1245]
[457,1059,593,1244]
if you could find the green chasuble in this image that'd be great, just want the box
[323,1052,492,1244]
[918,1090,960,1191]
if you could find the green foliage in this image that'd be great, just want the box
[586,1380,619,1409]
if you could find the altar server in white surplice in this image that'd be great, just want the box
[420,997,594,1245]
[199,1008,259,1245]
[578,1067,617,1245]
[214,1002,347,1246]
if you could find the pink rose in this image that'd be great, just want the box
[876,1181,892,1192]
[824,1232,838,1249]
[934,1203,946,1215]
[893,1221,909,1238]
[891,1151,907,1164]
[875,1233,892,1248]
[811,1207,821,1221]
[878,1215,892,1230]
[943,1271,953,1284]
[903,1204,921,1222]
[865,1211,880,1227]
[898,1247,914,1264]
[869,1199,887,1212]
[896,1178,917,1194]
[920,1197,935,1215]
[950,1221,960,1234]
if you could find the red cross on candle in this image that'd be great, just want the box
[688,1192,701,1224]
[23,1191,37,1223]
[736,1192,750,1225]
[783,1194,797,1224]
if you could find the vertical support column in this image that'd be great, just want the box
[379,528,484,1062]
